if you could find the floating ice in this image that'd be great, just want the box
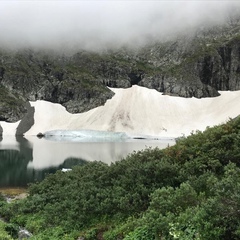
[44,129,131,142]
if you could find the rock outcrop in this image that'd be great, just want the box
[16,102,35,135]
[0,50,115,122]
[1,17,240,122]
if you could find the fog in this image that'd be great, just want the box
[1,1,240,52]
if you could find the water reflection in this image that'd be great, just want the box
[0,135,175,187]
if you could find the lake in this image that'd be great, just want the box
[0,135,175,188]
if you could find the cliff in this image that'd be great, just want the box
[1,17,240,122]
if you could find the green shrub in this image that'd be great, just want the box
[0,221,13,240]
[2,117,240,239]
[124,227,155,240]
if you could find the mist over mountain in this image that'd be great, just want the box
[1,1,240,128]
[1,1,240,52]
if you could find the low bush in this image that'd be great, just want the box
[1,117,240,239]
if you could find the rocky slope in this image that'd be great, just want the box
[1,16,240,122]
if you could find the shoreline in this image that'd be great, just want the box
[0,187,28,197]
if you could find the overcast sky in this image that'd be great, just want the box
[1,1,240,52]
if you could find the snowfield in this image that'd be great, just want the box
[1,85,240,138]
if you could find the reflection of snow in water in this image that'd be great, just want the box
[0,135,175,187]
[0,135,20,151]
[25,136,175,169]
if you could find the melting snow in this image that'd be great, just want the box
[1,86,240,138]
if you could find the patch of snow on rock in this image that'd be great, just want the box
[2,86,240,138]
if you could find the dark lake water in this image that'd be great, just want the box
[0,135,175,188]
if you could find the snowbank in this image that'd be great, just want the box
[1,86,240,138]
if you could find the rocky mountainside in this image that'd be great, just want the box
[1,16,240,122]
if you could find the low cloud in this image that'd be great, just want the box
[0,1,240,52]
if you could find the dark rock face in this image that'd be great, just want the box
[16,102,35,135]
[0,50,115,121]
[1,18,240,122]
[195,42,240,92]
[0,84,27,122]
[0,124,3,136]
[139,75,220,98]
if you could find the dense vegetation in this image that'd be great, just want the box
[1,117,240,239]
